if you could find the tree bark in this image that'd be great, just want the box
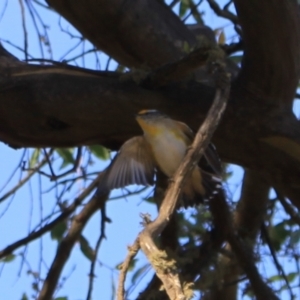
[207,171,270,300]
[1,53,300,210]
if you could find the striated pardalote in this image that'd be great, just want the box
[95,109,224,207]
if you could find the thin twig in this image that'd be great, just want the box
[261,223,294,299]
[18,0,28,61]
[117,238,141,300]
[25,147,83,181]
[207,0,239,24]
[226,231,279,300]
[0,150,48,203]
[86,200,109,300]
[137,70,230,299]
[276,190,300,226]
[37,185,108,300]
[42,148,56,178]
[0,173,102,259]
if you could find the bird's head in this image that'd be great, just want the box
[135,109,169,136]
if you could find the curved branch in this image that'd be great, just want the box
[138,64,230,298]
[233,0,300,104]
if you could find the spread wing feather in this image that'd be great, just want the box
[96,136,155,196]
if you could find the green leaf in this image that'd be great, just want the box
[79,235,95,261]
[29,149,40,168]
[269,222,290,250]
[182,41,191,54]
[21,293,29,300]
[190,3,203,23]
[269,274,282,282]
[143,196,155,204]
[54,297,68,300]
[55,148,74,168]
[131,264,149,285]
[179,0,189,17]
[89,145,110,160]
[289,229,300,245]
[286,272,298,283]
[1,254,16,262]
[229,55,243,64]
[51,221,67,241]
[269,272,298,284]
[116,258,137,271]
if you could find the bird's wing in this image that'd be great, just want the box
[175,121,222,176]
[175,121,194,143]
[202,143,222,176]
[96,136,155,195]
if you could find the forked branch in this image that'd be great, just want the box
[117,58,230,299]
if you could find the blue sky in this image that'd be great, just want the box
[0,1,298,300]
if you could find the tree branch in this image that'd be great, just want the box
[207,170,270,300]
[137,65,230,299]
[37,191,108,300]
[233,0,300,104]
[46,0,196,68]
[0,173,101,260]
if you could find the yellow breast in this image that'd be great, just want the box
[146,130,187,177]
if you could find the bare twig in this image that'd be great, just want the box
[0,150,44,203]
[117,238,141,300]
[37,185,108,300]
[86,199,110,300]
[42,148,56,178]
[24,147,83,181]
[226,232,279,300]
[207,170,270,300]
[18,0,28,61]
[221,40,244,56]
[207,0,239,24]
[261,224,294,299]
[276,190,300,226]
[0,173,101,260]
[205,172,279,300]
[50,147,82,180]
[136,74,230,299]
[182,0,204,24]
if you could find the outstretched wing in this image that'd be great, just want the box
[96,136,155,196]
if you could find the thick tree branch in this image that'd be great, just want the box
[233,0,300,105]
[46,0,196,68]
[1,53,300,211]
[46,0,300,108]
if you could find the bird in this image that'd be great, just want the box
[95,109,224,207]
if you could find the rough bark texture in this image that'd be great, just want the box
[0,3,299,199]
[1,1,300,297]
[0,1,299,201]
[207,171,270,300]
